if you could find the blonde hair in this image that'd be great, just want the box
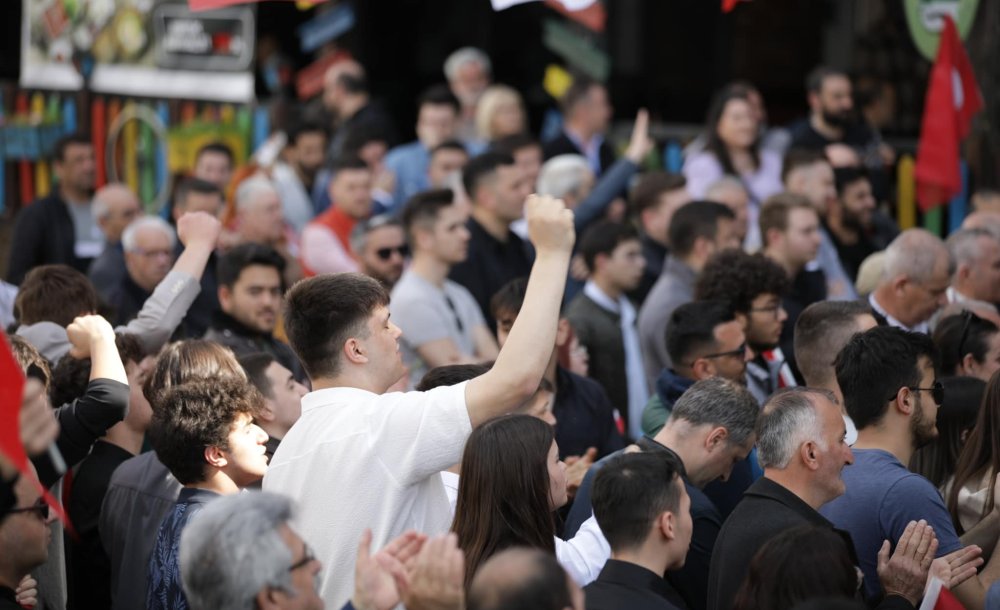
[475,85,525,142]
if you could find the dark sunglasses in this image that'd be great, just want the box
[687,343,746,367]
[907,380,945,406]
[375,245,409,261]
[8,498,49,521]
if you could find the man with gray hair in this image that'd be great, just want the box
[444,47,492,143]
[107,216,177,326]
[868,228,951,333]
[707,387,934,610]
[565,377,759,610]
[89,183,142,299]
[235,175,302,285]
[945,227,1000,307]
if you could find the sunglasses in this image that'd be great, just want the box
[8,498,49,521]
[375,245,409,261]
[906,380,945,406]
[687,343,746,367]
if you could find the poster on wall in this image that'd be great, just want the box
[903,0,979,61]
[21,0,257,103]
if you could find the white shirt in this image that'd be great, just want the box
[440,470,460,514]
[263,382,472,608]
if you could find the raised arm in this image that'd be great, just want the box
[465,195,574,426]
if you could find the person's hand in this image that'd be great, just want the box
[15,574,38,607]
[176,211,222,249]
[66,315,116,359]
[930,545,983,591]
[352,528,427,610]
[19,377,59,457]
[564,447,598,498]
[525,195,575,256]
[876,520,937,605]
[624,109,654,164]
[393,533,465,610]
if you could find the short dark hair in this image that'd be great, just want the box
[467,549,573,610]
[417,363,491,391]
[781,148,829,184]
[695,250,789,314]
[834,166,871,197]
[794,301,874,387]
[237,352,278,399]
[490,133,540,157]
[342,124,391,159]
[174,177,222,209]
[196,142,235,165]
[490,276,530,322]
[668,201,735,257]
[835,326,940,431]
[14,265,99,326]
[463,151,516,200]
[666,300,738,366]
[283,274,389,379]
[630,171,687,216]
[49,333,143,407]
[217,244,286,289]
[418,84,461,114]
[759,192,816,242]
[286,120,329,146]
[148,377,263,485]
[431,140,468,157]
[592,451,684,552]
[53,133,92,163]
[806,66,847,94]
[400,188,456,239]
[934,311,1000,377]
[578,221,640,272]
[560,74,601,115]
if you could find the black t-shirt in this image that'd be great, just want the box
[780,268,828,383]
[824,221,877,284]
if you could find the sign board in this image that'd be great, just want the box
[21,0,256,103]
[903,0,979,61]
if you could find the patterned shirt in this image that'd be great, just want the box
[146,488,220,610]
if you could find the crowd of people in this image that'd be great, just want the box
[3,46,1000,610]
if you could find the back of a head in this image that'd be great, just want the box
[880,228,950,286]
[591,451,683,553]
[733,524,857,610]
[463,151,515,202]
[50,333,142,407]
[577,221,639,273]
[7,334,51,393]
[143,339,245,411]
[468,548,573,610]
[180,491,295,610]
[835,326,939,431]
[668,201,735,258]
[630,171,687,218]
[217,243,286,289]
[781,148,829,186]
[15,265,99,327]
[695,250,788,313]
[947,227,997,271]
[174,177,222,210]
[417,362,492,391]
[665,300,737,367]
[934,310,999,376]
[283,273,389,381]
[148,376,262,485]
[756,388,836,470]
[536,155,591,199]
[794,301,873,387]
[670,377,759,446]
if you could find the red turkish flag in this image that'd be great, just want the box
[914,15,983,211]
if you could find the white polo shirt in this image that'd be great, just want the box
[263,381,472,607]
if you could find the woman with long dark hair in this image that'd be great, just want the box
[910,376,985,489]
[451,414,608,589]
[947,371,1000,533]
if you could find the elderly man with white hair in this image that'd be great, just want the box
[89,183,143,299]
[946,228,1000,306]
[444,47,492,143]
[106,216,177,326]
[234,175,303,285]
[867,228,951,334]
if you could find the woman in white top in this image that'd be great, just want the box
[683,88,783,251]
[944,374,997,533]
[451,414,609,590]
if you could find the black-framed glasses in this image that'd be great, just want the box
[907,381,945,406]
[749,304,783,319]
[8,498,49,521]
[289,543,316,572]
[375,245,409,261]
[687,343,746,367]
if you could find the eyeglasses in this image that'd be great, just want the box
[8,498,49,521]
[131,248,174,260]
[687,343,746,367]
[289,543,316,572]
[749,304,783,319]
[906,380,945,406]
[375,245,409,261]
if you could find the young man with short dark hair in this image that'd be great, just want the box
[300,157,373,276]
[192,142,234,193]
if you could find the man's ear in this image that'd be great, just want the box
[205,445,228,468]
[705,426,729,451]
[555,318,571,348]
[691,358,714,381]
[892,387,915,416]
[257,399,277,423]
[658,511,676,541]
[800,440,820,471]
[891,274,909,294]
[218,285,233,312]
[255,587,283,610]
[343,337,368,365]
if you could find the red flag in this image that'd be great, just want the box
[914,16,983,211]
[722,0,743,13]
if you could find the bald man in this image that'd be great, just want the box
[868,229,951,333]
[468,548,585,610]
[321,59,397,162]
[89,184,143,299]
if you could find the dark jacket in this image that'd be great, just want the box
[553,366,626,460]
[585,560,684,610]
[565,293,629,428]
[7,194,90,285]
[89,242,126,301]
[203,311,306,382]
[543,131,617,177]
[107,273,152,328]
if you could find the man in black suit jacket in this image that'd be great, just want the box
[544,76,616,177]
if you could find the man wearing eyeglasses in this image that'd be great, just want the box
[391,189,499,387]
[0,466,57,610]
[821,326,1000,608]
[108,216,177,327]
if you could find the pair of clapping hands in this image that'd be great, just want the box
[877,519,983,605]
[352,529,464,610]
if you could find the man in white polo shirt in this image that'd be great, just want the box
[263,194,575,607]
